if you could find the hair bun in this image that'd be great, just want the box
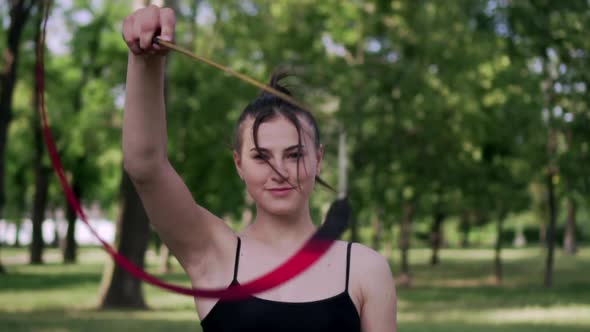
[260,68,293,97]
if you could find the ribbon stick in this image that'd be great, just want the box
[38,3,350,300]
[153,36,310,112]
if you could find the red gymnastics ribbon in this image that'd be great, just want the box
[37,1,349,300]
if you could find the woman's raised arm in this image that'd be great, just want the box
[121,5,235,279]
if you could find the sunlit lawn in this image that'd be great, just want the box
[1,245,589,331]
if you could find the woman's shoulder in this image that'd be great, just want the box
[333,240,396,317]
[330,240,390,269]
[347,241,395,293]
[346,241,390,268]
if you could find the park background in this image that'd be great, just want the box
[1,0,589,331]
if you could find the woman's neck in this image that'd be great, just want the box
[243,208,317,252]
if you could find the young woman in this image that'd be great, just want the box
[121,5,396,331]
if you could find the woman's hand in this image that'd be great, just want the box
[122,4,175,56]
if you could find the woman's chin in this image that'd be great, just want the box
[250,189,312,218]
[259,201,303,218]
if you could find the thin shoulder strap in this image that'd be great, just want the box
[345,242,353,292]
[232,237,241,283]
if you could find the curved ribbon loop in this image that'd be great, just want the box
[37,1,349,300]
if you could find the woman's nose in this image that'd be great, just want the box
[270,159,289,181]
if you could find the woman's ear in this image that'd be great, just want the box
[233,150,244,180]
[316,144,324,175]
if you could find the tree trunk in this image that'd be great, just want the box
[0,223,5,272]
[62,182,81,263]
[430,210,445,266]
[99,171,150,309]
[494,210,507,284]
[60,5,104,263]
[459,211,470,248]
[563,196,577,255]
[51,209,60,248]
[60,11,103,262]
[349,216,359,243]
[541,57,559,288]
[158,243,172,274]
[10,168,27,250]
[371,209,382,250]
[338,130,348,199]
[0,0,35,275]
[14,219,22,247]
[30,3,50,265]
[29,167,49,264]
[382,229,392,260]
[399,202,414,286]
[338,129,357,241]
[539,222,547,247]
[544,171,557,287]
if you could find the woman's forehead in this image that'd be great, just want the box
[242,115,315,149]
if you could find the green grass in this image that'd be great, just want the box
[1,245,589,331]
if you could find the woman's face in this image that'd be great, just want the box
[234,114,323,217]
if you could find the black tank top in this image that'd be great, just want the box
[200,237,361,332]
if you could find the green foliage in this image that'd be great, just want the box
[1,0,588,248]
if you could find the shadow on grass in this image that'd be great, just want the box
[0,269,191,292]
[399,283,590,313]
[0,309,202,332]
[2,309,587,332]
[2,246,588,331]
[400,321,590,332]
[398,247,590,294]
[0,271,101,291]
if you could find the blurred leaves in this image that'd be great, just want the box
[2,0,589,239]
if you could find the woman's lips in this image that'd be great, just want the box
[268,187,294,197]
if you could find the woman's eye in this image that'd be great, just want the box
[288,152,303,159]
[253,154,269,160]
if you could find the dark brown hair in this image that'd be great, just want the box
[233,69,333,191]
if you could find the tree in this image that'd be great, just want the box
[43,0,130,263]
[98,171,150,308]
[30,1,51,264]
[504,0,590,287]
[0,0,36,274]
[99,0,173,309]
[61,8,109,263]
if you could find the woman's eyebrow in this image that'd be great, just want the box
[285,144,304,151]
[249,144,304,152]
